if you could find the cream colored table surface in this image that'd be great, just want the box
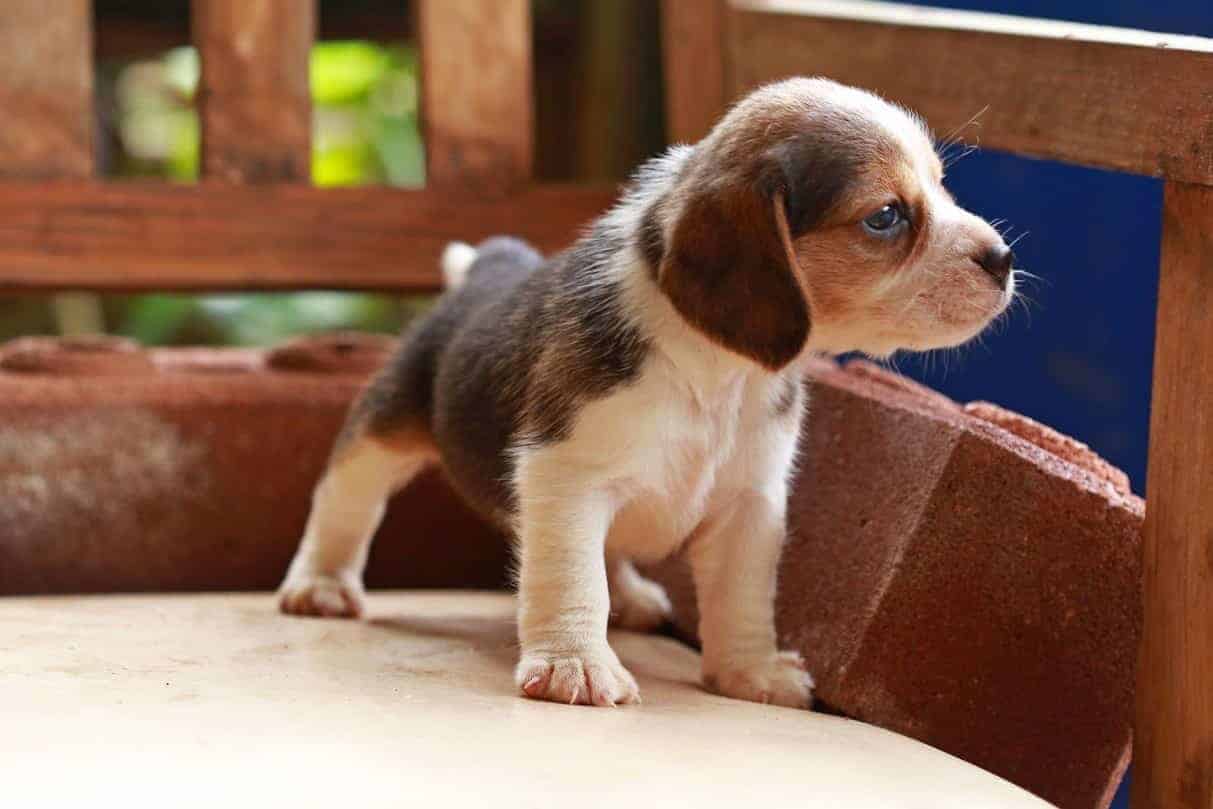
[1,591,1052,808]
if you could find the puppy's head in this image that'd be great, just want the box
[652,77,1014,367]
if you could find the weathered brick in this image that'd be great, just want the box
[0,334,507,594]
[650,357,1142,809]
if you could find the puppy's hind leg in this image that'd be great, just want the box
[608,557,673,633]
[281,285,445,619]
[279,426,434,619]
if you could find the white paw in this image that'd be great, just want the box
[705,650,815,709]
[515,645,641,707]
[278,570,366,619]
[610,574,673,632]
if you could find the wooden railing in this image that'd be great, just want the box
[663,2,1213,806]
[0,0,613,292]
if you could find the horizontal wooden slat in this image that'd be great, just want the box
[0,0,94,179]
[0,183,616,292]
[730,0,1213,185]
[419,0,533,187]
[193,0,315,183]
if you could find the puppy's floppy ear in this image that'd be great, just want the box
[656,166,811,370]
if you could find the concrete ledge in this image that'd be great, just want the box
[2,590,1052,809]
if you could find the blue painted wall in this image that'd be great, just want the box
[894,3,1211,806]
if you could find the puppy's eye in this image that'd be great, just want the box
[862,203,906,237]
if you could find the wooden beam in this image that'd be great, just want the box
[0,0,94,179]
[661,0,728,144]
[1134,182,1213,809]
[729,0,1213,186]
[418,0,533,188]
[0,183,615,292]
[192,0,315,183]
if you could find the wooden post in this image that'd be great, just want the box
[1134,181,1213,809]
[193,0,315,183]
[660,0,729,144]
[0,0,93,179]
[418,0,533,188]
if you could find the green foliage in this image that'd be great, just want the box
[113,292,416,347]
[99,41,430,346]
[310,41,390,105]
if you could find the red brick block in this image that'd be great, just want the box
[0,334,506,594]
[650,358,1142,809]
[1,335,1142,808]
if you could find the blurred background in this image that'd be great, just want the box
[1,0,664,352]
[3,0,1209,504]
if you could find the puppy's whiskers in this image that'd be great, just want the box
[1013,268,1048,286]
[1007,275,1040,328]
[935,106,988,164]
[942,141,980,170]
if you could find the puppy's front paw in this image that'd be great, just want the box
[278,570,365,618]
[516,646,640,707]
[705,650,814,709]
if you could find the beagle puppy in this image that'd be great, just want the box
[279,78,1015,709]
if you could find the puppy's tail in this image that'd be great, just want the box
[440,241,478,291]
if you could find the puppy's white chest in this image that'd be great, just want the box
[605,372,751,561]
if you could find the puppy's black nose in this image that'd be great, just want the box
[976,244,1013,286]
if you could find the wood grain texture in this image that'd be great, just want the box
[730,0,1213,185]
[192,0,315,183]
[0,0,93,179]
[0,182,614,292]
[1135,182,1213,809]
[418,0,533,188]
[661,0,729,144]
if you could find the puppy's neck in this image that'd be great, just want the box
[601,143,799,396]
[613,249,766,402]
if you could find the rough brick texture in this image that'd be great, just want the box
[0,334,508,594]
[649,357,1142,809]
